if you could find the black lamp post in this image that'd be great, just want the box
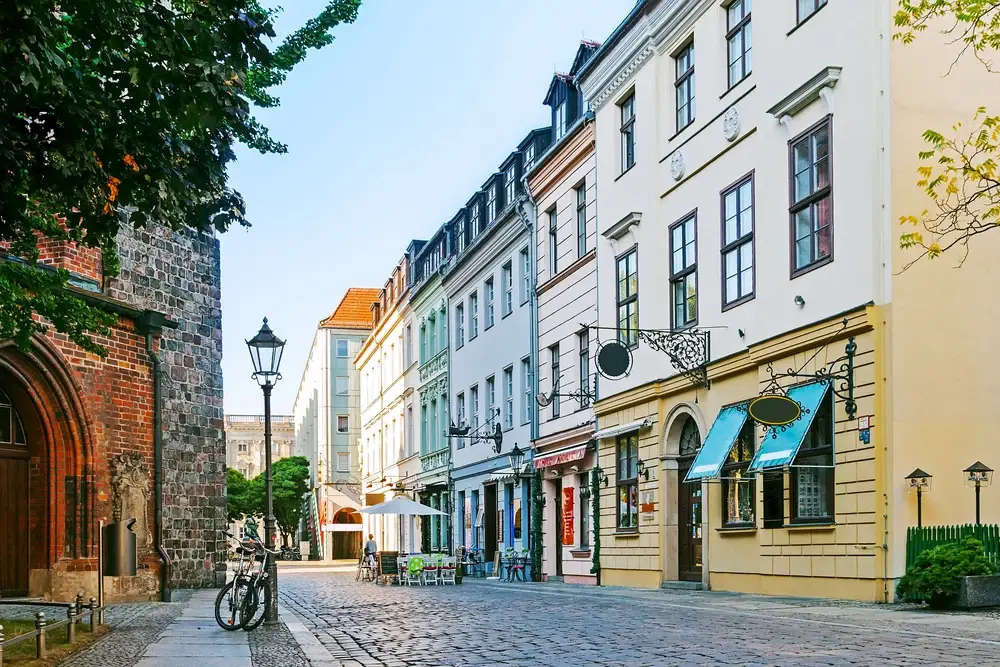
[508,443,525,476]
[905,468,932,528]
[246,318,285,624]
[964,461,994,525]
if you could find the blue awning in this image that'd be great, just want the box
[748,381,831,472]
[682,405,749,482]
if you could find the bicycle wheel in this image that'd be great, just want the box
[215,579,249,631]
[240,577,271,631]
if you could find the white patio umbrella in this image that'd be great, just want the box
[358,496,444,516]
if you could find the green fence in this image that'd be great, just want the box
[905,523,1000,570]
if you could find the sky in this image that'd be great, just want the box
[223,0,637,416]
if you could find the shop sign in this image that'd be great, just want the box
[640,491,655,524]
[562,487,574,545]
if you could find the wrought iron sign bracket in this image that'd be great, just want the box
[585,324,711,389]
[759,336,858,420]
[448,408,504,450]
[537,374,597,407]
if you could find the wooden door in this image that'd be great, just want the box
[677,463,703,582]
[484,484,497,566]
[0,456,29,596]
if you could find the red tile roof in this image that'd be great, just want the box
[320,288,381,329]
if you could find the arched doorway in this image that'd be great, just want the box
[330,508,362,560]
[0,388,30,595]
[676,417,703,582]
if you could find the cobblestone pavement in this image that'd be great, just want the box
[278,572,1000,667]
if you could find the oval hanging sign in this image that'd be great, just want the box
[747,395,801,426]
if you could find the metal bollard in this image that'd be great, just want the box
[89,598,98,632]
[66,606,76,644]
[35,612,46,659]
[76,592,85,616]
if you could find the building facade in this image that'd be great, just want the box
[572,0,1000,601]
[292,288,377,559]
[357,259,414,553]
[528,41,601,585]
[0,225,224,602]
[227,414,295,480]
[409,231,452,552]
[445,129,550,569]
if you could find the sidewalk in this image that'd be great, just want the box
[135,590,250,667]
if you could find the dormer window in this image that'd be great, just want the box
[504,165,516,205]
[457,218,467,253]
[555,101,567,140]
[487,185,497,222]
[470,203,481,238]
[524,144,535,173]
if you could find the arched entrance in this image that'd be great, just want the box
[330,508,362,559]
[676,417,703,582]
[0,388,30,595]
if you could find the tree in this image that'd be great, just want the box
[894,1,1000,267]
[226,467,257,523]
[0,0,361,354]
[249,455,311,547]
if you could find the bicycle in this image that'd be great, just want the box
[215,531,259,630]
[239,536,280,631]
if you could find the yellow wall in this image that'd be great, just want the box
[887,5,1000,578]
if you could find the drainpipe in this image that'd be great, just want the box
[139,311,174,602]
[517,181,539,576]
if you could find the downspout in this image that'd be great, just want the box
[139,311,175,602]
[517,179,539,578]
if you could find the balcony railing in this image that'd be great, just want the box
[420,447,450,473]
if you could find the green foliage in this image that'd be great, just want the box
[894,1,1000,267]
[590,468,601,580]
[0,0,360,353]
[896,536,997,607]
[530,470,543,582]
[226,467,255,523]
[241,456,311,545]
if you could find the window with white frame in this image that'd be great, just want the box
[521,357,531,425]
[578,330,590,408]
[469,291,479,339]
[457,217,467,253]
[470,385,480,433]
[456,392,466,449]
[336,376,349,395]
[337,415,349,433]
[797,0,827,24]
[485,376,496,424]
[722,174,754,307]
[504,165,516,205]
[502,261,513,317]
[576,183,587,258]
[524,143,535,174]
[675,41,695,131]
[488,184,498,222]
[336,339,349,357]
[455,303,465,348]
[670,213,697,328]
[485,277,495,328]
[336,452,350,473]
[238,442,248,453]
[548,208,558,277]
[470,202,481,238]
[555,101,567,140]
[550,344,561,419]
[616,248,638,347]
[726,0,751,88]
[620,94,635,172]
[503,366,514,430]
[519,247,530,305]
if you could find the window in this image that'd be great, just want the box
[428,314,437,355]
[337,452,350,473]
[519,248,530,305]
[722,175,754,307]
[555,101,567,140]
[238,442,248,453]
[485,278,495,328]
[620,94,635,172]
[457,217,467,253]
[456,392,466,448]
[502,261,513,316]
[513,499,522,540]
[485,376,496,424]
[407,406,414,456]
[762,473,785,528]
[670,213,697,328]
[405,325,412,366]
[549,344,560,419]
[616,433,639,530]
[488,184,498,222]
[335,376,349,395]
[726,0,752,88]
[721,419,755,527]
[548,208,558,277]
[524,143,535,174]
[470,385,480,433]
[465,293,477,341]
[503,366,514,430]
[576,184,588,258]
[470,202,481,238]
[504,165,516,205]
[579,473,591,548]
[790,118,832,275]
[337,415,349,433]
[455,304,465,349]
[797,0,827,23]
[791,390,835,523]
[336,339,349,358]
[578,330,590,408]
[616,248,638,347]
[675,42,695,131]
[521,357,531,425]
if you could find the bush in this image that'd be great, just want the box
[897,536,997,607]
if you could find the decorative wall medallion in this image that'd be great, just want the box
[112,453,152,557]
[670,151,685,181]
[722,106,741,142]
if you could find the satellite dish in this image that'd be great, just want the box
[535,392,553,407]
[596,340,633,380]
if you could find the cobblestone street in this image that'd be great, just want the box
[278,568,1000,667]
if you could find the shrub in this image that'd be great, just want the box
[897,536,997,607]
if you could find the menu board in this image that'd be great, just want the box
[378,550,399,577]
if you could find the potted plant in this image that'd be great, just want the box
[897,536,997,608]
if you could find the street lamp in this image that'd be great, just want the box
[905,468,932,528]
[508,443,525,475]
[246,317,285,624]
[964,461,993,525]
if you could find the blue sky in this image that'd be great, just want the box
[223,0,636,415]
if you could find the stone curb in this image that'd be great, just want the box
[279,604,339,666]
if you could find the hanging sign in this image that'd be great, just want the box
[747,394,801,426]
[562,487,575,545]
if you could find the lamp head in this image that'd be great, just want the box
[246,318,285,387]
[905,468,932,492]
[965,461,994,487]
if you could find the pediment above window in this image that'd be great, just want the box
[767,66,842,120]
